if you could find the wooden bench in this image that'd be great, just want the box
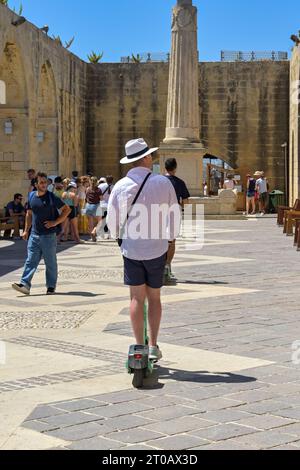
[0,209,15,238]
[0,209,23,238]
[294,218,300,252]
[278,199,300,226]
[283,208,300,236]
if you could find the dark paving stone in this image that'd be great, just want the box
[188,423,257,441]
[67,437,124,450]
[144,417,217,435]
[47,422,105,441]
[24,406,65,421]
[147,434,208,450]
[106,428,163,444]
[52,399,106,412]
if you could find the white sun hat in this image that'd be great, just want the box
[120,138,158,165]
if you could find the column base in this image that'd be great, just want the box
[159,142,206,197]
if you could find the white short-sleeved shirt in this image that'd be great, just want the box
[256,178,268,194]
[98,183,114,208]
[107,167,180,261]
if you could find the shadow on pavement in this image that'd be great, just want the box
[0,239,88,278]
[17,292,104,298]
[178,280,229,286]
[142,367,256,390]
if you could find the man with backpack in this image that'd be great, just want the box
[12,172,71,296]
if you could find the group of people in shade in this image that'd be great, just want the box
[5,169,115,243]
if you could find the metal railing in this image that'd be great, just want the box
[121,52,170,63]
[220,50,288,62]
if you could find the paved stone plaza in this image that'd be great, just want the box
[1,219,300,450]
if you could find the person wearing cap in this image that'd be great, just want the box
[246,173,257,215]
[107,138,180,362]
[97,175,115,240]
[255,171,269,216]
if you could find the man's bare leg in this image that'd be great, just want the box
[166,240,176,267]
[146,286,162,347]
[130,285,147,345]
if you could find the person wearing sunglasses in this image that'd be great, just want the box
[5,193,26,239]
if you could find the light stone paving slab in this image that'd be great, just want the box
[1,219,300,449]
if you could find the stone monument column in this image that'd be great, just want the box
[160,0,206,196]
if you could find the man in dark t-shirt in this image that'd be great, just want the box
[5,194,25,217]
[12,172,71,296]
[164,158,190,285]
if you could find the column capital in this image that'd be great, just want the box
[172,6,197,32]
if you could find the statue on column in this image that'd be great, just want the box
[177,0,192,5]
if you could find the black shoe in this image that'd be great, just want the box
[47,288,56,295]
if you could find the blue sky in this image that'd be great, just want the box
[6,0,299,62]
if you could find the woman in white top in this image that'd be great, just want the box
[96,175,114,240]
[223,174,236,190]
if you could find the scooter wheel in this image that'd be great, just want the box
[132,369,144,389]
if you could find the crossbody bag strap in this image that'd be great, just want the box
[119,172,151,242]
[102,185,111,196]
[127,172,151,220]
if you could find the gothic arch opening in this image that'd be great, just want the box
[36,61,58,175]
[0,42,29,207]
[203,153,237,196]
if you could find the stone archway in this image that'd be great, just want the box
[0,42,29,208]
[36,61,58,176]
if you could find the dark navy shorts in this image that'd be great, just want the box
[123,253,167,289]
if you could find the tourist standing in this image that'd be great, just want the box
[53,177,64,200]
[61,182,82,244]
[255,171,269,216]
[12,172,71,295]
[107,138,180,361]
[77,176,89,235]
[27,169,36,194]
[223,174,236,190]
[97,175,114,240]
[71,171,79,184]
[85,176,103,242]
[246,173,257,215]
[164,158,190,284]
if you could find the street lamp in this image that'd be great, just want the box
[281,142,288,205]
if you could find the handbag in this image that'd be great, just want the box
[117,172,151,247]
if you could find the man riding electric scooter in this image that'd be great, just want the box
[107,138,180,387]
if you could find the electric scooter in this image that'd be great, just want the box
[127,303,156,389]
